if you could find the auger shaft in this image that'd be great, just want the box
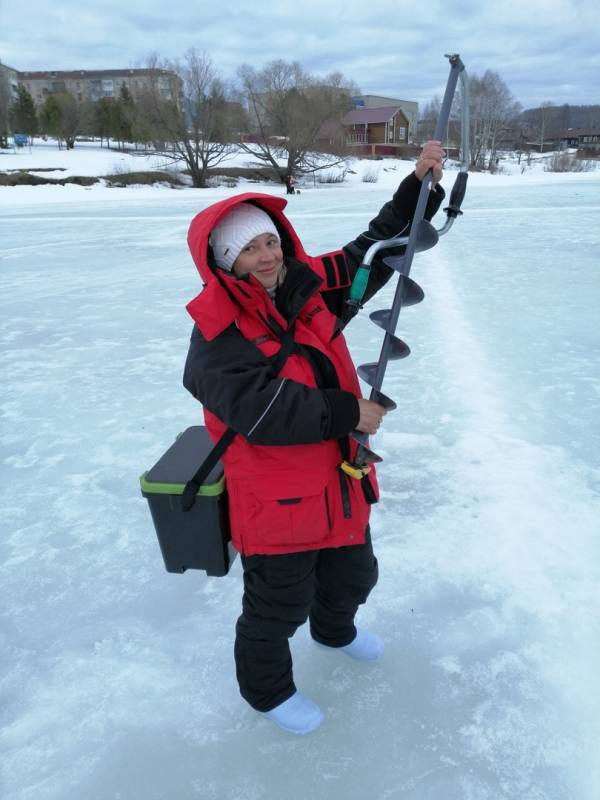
[350,54,470,467]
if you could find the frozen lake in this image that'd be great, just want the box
[1,175,600,800]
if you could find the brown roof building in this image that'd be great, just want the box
[342,105,411,157]
[352,95,418,135]
[560,128,600,149]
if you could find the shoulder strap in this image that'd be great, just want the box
[180,426,236,511]
[268,319,297,373]
[181,321,297,512]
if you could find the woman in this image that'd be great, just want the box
[183,142,445,735]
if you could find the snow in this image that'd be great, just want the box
[1,143,600,800]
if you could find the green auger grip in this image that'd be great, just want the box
[349,264,370,304]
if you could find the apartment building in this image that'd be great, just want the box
[0,61,19,100]
[17,68,180,107]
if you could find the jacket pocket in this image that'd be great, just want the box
[231,475,330,552]
[258,486,329,548]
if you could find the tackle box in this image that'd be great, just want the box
[140,426,236,576]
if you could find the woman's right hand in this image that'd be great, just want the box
[415,140,445,186]
[356,399,387,435]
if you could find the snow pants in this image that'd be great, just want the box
[234,528,378,712]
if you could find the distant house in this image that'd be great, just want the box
[17,68,181,107]
[353,95,418,139]
[560,128,600,150]
[342,105,411,157]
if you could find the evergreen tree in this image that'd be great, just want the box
[94,97,113,147]
[0,73,12,148]
[11,85,38,141]
[40,95,63,143]
[111,86,134,149]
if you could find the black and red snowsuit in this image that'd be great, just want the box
[183,172,444,710]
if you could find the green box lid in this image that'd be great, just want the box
[140,426,225,497]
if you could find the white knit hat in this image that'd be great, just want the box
[209,203,280,271]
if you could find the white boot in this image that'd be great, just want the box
[341,628,384,661]
[316,628,384,661]
[263,692,323,735]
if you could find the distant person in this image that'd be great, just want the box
[284,174,295,194]
[183,142,445,735]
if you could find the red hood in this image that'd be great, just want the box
[187,192,309,284]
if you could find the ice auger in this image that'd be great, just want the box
[345,54,470,472]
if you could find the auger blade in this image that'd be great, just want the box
[365,333,409,361]
[378,276,425,310]
[416,219,439,251]
[370,388,397,411]
[350,432,383,463]
[358,342,410,386]
[381,220,439,275]
[382,255,406,274]
[357,363,380,386]
[369,309,396,335]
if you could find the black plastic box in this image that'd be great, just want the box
[140,426,236,576]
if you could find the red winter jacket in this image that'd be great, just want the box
[184,178,443,555]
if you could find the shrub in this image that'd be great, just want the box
[576,147,600,160]
[102,170,184,187]
[206,175,238,188]
[0,171,97,186]
[315,169,347,184]
[206,166,278,182]
[544,153,596,173]
[361,166,379,183]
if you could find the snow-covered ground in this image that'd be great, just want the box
[1,144,600,800]
[2,138,597,195]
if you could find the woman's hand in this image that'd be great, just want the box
[415,140,445,186]
[356,399,387,435]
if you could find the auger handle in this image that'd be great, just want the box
[348,264,370,305]
[444,171,469,218]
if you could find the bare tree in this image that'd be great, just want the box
[536,100,555,153]
[418,94,463,152]
[417,95,441,142]
[464,70,521,170]
[237,60,355,183]
[54,92,88,149]
[39,92,88,149]
[139,50,236,188]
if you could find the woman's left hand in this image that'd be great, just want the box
[415,140,445,186]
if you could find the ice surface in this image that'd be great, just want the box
[1,155,600,800]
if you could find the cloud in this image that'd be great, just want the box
[1,0,598,108]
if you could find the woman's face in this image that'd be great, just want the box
[232,232,284,289]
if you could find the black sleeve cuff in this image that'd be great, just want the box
[321,389,360,440]
[391,172,445,222]
[390,172,421,219]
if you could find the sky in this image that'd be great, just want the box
[1,0,599,111]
